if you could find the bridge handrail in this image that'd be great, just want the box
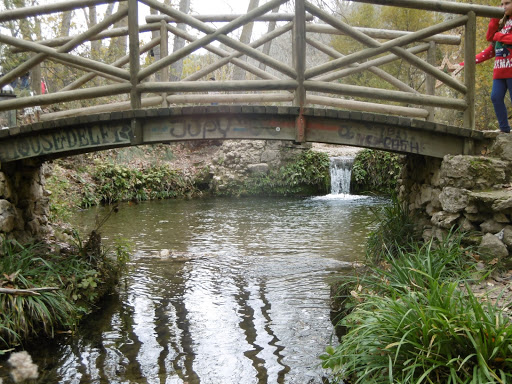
[0,0,504,130]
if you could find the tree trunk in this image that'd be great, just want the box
[232,0,259,81]
[169,0,190,81]
[109,2,128,60]
[259,6,280,71]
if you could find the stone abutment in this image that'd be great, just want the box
[399,134,512,267]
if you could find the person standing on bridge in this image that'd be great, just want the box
[461,0,512,133]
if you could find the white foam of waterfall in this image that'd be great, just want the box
[330,156,354,195]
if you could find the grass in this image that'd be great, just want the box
[0,233,130,352]
[323,197,512,384]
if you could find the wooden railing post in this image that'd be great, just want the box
[129,0,141,110]
[293,0,306,108]
[463,11,476,130]
[160,20,169,107]
[425,41,436,121]
[293,0,306,143]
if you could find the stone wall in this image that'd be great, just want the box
[399,133,512,267]
[0,159,51,244]
[208,140,311,193]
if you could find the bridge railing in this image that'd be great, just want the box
[0,0,503,130]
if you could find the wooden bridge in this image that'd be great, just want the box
[0,0,503,162]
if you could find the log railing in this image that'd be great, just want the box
[0,0,504,129]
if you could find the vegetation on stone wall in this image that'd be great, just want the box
[351,149,403,195]
[0,231,130,353]
[323,200,512,384]
[218,150,331,197]
[90,162,197,205]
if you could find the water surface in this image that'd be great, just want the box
[5,195,388,383]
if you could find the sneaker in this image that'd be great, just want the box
[500,127,511,133]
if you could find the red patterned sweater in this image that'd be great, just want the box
[472,17,512,79]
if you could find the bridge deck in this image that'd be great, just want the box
[0,106,487,163]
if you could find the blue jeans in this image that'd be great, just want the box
[491,78,512,133]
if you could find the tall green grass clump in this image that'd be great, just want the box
[0,233,130,352]
[0,240,77,351]
[322,230,512,383]
[365,194,420,262]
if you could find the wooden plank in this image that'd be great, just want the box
[349,0,503,18]
[145,13,313,23]
[304,81,467,110]
[128,0,141,109]
[306,24,461,45]
[307,95,429,119]
[0,84,132,112]
[137,80,298,93]
[165,93,294,104]
[464,11,476,130]
[0,0,124,22]
[293,0,306,107]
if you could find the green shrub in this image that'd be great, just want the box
[92,162,196,205]
[322,280,512,384]
[219,150,330,197]
[323,231,510,384]
[351,149,403,195]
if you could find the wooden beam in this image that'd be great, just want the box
[145,13,313,23]
[293,0,306,107]
[60,37,159,92]
[137,80,298,93]
[139,0,294,81]
[307,95,429,119]
[0,84,132,112]
[306,24,461,45]
[10,23,162,54]
[181,23,292,81]
[0,0,124,22]
[129,0,141,109]
[306,37,419,94]
[0,33,130,82]
[40,96,163,121]
[165,23,282,81]
[304,80,467,110]
[347,0,503,18]
[0,8,128,88]
[304,3,467,94]
[464,11,476,130]
[166,93,294,105]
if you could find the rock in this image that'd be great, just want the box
[489,134,512,161]
[480,219,505,234]
[0,199,15,232]
[439,187,469,213]
[440,155,507,190]
[479,233,509,260]
[431,211,460,229]
[247,163,269,175]
[503,226,512,248]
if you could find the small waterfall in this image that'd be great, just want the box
[330,156,354,195]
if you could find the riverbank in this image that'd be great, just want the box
[323,198,512,383]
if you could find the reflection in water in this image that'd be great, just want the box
[3,196,387,383]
